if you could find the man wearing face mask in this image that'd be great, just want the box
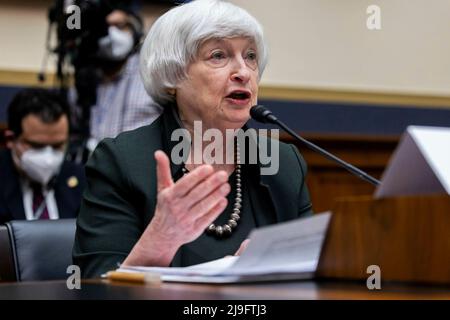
[0,88,86,223]
[68,7,162,158]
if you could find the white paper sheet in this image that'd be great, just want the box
[118,212,332,283]
[410,126,450,194]
[375,125,450,198]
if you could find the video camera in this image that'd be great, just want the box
[48,1,126,128]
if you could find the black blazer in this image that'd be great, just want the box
[73,107,313,278]
[0,149,86,223]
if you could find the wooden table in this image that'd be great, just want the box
[0,279,448,300]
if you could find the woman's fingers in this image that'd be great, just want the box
[156,151,218,198]
[183,170,229,208]
[188,182,230,218]
[154,154,231,243]
[170,165,215,198]
[234,239,250,256]
[194,198,228,231]
[155,151,174,192]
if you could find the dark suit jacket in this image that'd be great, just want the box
[0,149,86,223]
[73,106,313,278]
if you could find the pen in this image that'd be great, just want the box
[106,271,162,284]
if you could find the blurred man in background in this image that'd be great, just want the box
[0,88,85,223]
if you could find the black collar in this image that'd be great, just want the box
[160,103,188,178]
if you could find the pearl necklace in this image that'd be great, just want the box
[181,144,242,239]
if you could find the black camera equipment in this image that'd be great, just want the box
[41,0,141,163]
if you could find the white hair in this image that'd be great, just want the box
[140,0,268,106]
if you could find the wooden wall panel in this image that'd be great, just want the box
[281,133,399,212]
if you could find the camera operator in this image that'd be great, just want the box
[68,5,162,157]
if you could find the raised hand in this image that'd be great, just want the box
[123,150,230,267]
[150,150,230,245]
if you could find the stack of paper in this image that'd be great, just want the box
[117,212,331,283]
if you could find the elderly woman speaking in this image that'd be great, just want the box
[73,0,313,278]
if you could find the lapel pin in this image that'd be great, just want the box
[67,176,79,188]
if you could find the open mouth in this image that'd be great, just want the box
[226,90,251,101]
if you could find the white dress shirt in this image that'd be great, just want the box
[20,178,59,220]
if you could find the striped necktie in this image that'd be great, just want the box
[31,184,49,220]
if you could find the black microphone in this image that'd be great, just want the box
[250,105,380,186]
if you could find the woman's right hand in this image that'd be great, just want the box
[149,150,230,246]
[123,150,230,267]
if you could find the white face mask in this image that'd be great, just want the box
[19,146,65,186]
[97,26,134,61]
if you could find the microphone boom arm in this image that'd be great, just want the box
[277,118,380,186]
[251,105,380,186]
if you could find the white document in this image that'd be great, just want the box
[118,212,332,283]
[375,125,450,198]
